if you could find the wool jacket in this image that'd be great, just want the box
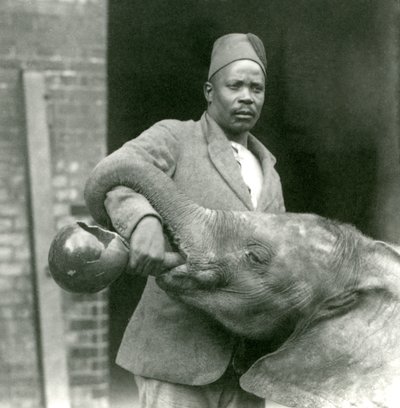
[101,112,285,385]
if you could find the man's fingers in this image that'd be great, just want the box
[147,258,163,277]
[163,252,185,269]
[134,257,151,277]
[127,250,146,275]
[127,249,164,277]
[127,247,140,270]
[126,216,165,276]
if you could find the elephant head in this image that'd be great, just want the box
[84,153,400,407]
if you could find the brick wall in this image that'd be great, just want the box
[0,1,108,407]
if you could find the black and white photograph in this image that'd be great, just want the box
[1,1,399,407]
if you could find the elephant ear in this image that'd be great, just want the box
[240,286,400,408]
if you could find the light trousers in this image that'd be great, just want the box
[134,373,265,408]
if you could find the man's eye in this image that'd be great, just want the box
[252,86,264,93]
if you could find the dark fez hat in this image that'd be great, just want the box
[208,33,267,80]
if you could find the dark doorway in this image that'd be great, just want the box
[107,0,399,405]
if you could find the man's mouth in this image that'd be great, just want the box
[234,110,254,118]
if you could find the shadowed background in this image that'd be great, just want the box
[108,0,399,405]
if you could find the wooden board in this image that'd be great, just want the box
[23,71,71,408]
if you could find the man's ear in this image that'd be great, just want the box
[239,287,400,408]
[203,81,213,105]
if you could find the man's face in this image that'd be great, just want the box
[205,60,265,137]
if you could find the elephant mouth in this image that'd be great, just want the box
[156,264,197,294]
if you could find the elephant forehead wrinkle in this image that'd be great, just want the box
[266,279,313,316]
[286,280,313,307]
[238,211,264,222]
[226,277,268,301]
[203,250,217,260]
[313,240,335,254]
[287,223,307,237]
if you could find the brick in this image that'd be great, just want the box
[13,217,28,231]
[0,218,13,231]
[0,277,14,291]
[70,319,98,330]
[53,203,69,216]
[70,374,105,386]
[10,173,25,186]
[12,276,33,292]
[13,247,30,261]
[0,291,25,305]
[70,347,98,359]
[91,386,109,399]
[92,360,108,371]
[55,188,78,202]
[0,247,13,260]
[52,175,68,188]
[0,189,10,202]
[55,159,66,171]
[0,204,21,217]
[9,382,41,398]
[0,233,26,247]
[68,161,80,173]
[56,216,76,230]
[0,305,32,320]
[0,263,24,276]
[66,291,99,303]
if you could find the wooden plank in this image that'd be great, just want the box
[23,71,71,408]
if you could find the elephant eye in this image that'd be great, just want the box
[245,250,263,264]
[245,243,274,266]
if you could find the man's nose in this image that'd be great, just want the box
[238,87,254,104]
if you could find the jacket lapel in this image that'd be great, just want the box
[202,114,254,210]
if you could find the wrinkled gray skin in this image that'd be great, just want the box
[84,157,400,408]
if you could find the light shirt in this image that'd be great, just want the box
[231,141,263,208]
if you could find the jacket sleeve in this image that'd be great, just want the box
[88,121,181,240]
[104,187,162,241]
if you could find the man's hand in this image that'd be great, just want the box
[127,216,165,277]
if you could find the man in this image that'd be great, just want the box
[89,33,285,407]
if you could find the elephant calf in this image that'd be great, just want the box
[85,155,400,408]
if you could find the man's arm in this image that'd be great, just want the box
[88,121,182,276]
[104,186,161,241]
[104,187,165,277]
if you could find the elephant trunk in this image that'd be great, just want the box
[84,155,214,256]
